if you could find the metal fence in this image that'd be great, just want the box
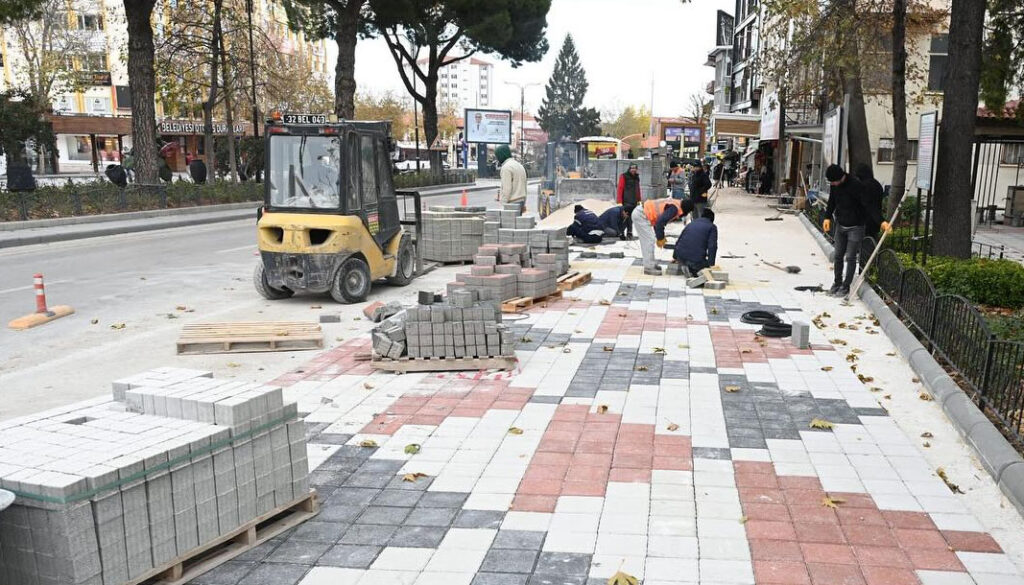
[854,233,1024,446]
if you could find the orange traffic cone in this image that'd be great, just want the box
[460,189,468,207]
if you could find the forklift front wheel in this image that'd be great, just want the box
[253,262,293,300]
[386,235,416,286]
[331,257,371,304]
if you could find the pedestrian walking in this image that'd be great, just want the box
[632,197,694,275]
[823,164,890,297]
[668,163,688,200]
[617,163,642,239]
[689,163,713,220]
[496,144,527,214]
[673,208,718,277]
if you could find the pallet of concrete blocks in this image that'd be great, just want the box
[420,207,486,263]
[0,367,313,585]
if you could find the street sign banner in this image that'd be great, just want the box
[822,107,842,167]
[917,111,938,190]
[465,108,512,144]
[760,92,780,141]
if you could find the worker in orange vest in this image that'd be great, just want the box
[631,197,694,275]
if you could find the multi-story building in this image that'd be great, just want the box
[0,0,327,173]
[705,9,760,153]
[416,55,493,113]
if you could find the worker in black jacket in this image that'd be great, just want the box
[566,205,604,244]
[823,164,889,297]
[673,208,718,276]
[598,205,628,239]
[854,163,885,241]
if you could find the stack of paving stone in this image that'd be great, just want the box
[420,206,487,262]
[372,290,514,359]
[0,368,309,585]
[445,244,554,301]
[484,206,570,275]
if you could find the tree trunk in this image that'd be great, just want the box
[203,0,222,177]
[218,14,238,182]
[422,73,442,173]
[844,74,872,171]
[123,0,159,184]
[932,0,986,259]
[333,0,362,119]
[888,0,909,217]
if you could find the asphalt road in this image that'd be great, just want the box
[0,182,535,419]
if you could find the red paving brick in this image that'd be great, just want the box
[754,560,812,584]
[751,539,805,561]
[941,530,1004,553]
[806,562,867,585]
[801,543,858,565]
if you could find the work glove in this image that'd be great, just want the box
[881,221,892,233]
[823,219,831,232]
[657,239,666,248]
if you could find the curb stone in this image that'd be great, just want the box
[798,213,1024,516]
[0,201,261,231]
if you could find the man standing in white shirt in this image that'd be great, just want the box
[495,144,527,214]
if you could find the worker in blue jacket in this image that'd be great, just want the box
[673,208,718,277]
[566,204,604,244]
[598,205,629,239]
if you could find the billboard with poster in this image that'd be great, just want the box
[464,108,512,144]
[917,111,937,190]
[822,107,842,167]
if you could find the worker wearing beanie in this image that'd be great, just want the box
[633,196,694,275]
[823,164,890,296]
[495,145,527,214]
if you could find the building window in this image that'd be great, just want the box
[77,13,104,31]
[878,138,919,163]
[927,34,948,92]
[67,136,94,161]
[1001,143,1024,165]
[80,52,107,71]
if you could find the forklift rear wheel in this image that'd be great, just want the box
[253,262,293,300]
[331,257,371,304]
[386,235,415,286]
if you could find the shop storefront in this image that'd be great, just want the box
[157,119,254,172]
[46,114,134,174]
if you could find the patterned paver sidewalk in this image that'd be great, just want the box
[190,222,1024,585]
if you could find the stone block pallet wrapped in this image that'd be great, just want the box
[420,207,486,263]
[0,367,309,585]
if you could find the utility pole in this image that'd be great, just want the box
[503,81,540,159]
[246,0,259,138]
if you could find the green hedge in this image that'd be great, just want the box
[1,179,262,221]
[393,170,476,190]
[899,253,1024,309]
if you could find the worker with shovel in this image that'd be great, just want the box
[633,197,694,275]
[823,164,889,297]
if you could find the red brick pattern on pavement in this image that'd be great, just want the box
[361,382,532,433]
[737,461,999,584]
[710,325,816,367]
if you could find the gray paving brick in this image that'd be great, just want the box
[317,544,382,568]
[534,553,592,577]
[373,489,425,507]
[317,503,364,523]
[356,506,412,525]
[454,509,505,529]
[472,574,530,585]
[386,475,434,490]
[358,459,407,473]
[388,525,447,548]
[692,447,732,460]
[405,506,459,526]
[265,540,331,565]
[480,549,539,573]
[289,521,349,543]
[242,563,309,585]
[417,491,470,508]
[344,472,394,489]
[493,530,546,550]
[308,470,351,487]
[527,575,588,585]
[326,487,379,507]
[338,524,398,545]
[233,538,282,562]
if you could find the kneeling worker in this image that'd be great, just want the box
[598,205,629,239]
[633,197,694,275]
[566,204,604,244]
[673,208,718,277]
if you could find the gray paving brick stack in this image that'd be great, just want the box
[420,208,486,262]
[371,293,515,359]
[0,369,310,585]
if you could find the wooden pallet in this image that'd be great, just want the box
[176,321,324,355]
[372,355,517,373]
[501,289,563,313]
[131,490,319,585]
[557,271,592,292]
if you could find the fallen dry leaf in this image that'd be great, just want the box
[724,385,741,393]
[919,392,933,401]
[402,472,427,483]
[175,305,187,311]
[846,353,859,363]
[922,441,931,448]
[870,386,883,393]
[226,362,240,368]
[508,427,524,435]
[851,348,863,354]
[921,432,934,438]
[821,312,832,318]
[562,348,572,354]
[364,382,374,390]
[830,338,848,346]
[936,467,965,494]
[741,349,752,354]
[739,515,748,524]
[520,336,532,343]
[599,299,611,306]
[912,377,921,383]
[603,346,614,352]
[710,307,720,315]
[404,444,421,454]
[635,365,649,372]
[596,405,609,414]
[652,347,667,354]
[667,422,680,432]
[310,305,322,309]
[809,418,835,430]
[857,374,874,384]
[678,343,689,349]
[90,319,98,325]
[821,495,846,509]
[821,366,834,372]
[359,439,378,448]
[886,352,896,356]
[883,394,892,400]
[838,322,848,329]
[110,323,126,330]
[607,570,639,585]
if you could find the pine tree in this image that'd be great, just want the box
[537,34,601,140]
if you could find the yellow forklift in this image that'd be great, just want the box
[254,113,421,303]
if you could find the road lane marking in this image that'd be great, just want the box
[216,245,256,254]
[0,279,71,295]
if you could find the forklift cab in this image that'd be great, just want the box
[254,115,416,304]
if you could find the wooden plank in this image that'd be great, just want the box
[372,355,517,373]
[125,491,319,585]
[501,290,563,313]
[177,322,324,355]
[557,271,592,292]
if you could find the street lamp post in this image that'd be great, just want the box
[503,81,540,160]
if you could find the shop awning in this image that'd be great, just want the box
[46,114,133,135]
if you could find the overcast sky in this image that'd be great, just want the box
[345,0,726,118]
